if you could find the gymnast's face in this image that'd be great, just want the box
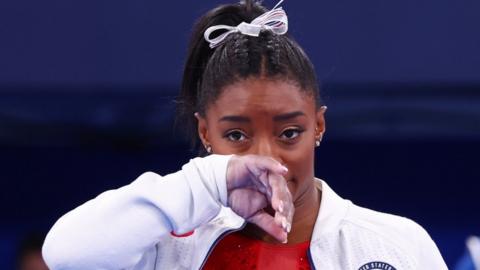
[196,77,326,203]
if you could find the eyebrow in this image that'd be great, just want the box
[218,111,306,123]
[219,115,250,123]
[273,111,306,121]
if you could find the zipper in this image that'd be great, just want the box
[198,221,247,270]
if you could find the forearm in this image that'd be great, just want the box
[42,154,232,270]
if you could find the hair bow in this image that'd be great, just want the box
[204,0,288,49]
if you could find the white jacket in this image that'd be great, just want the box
[43,155,448,270]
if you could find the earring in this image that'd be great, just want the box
[315,132,323,147]
[205,145,212,154]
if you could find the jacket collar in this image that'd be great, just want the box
[311,179,350,243]
[306,179,350,269]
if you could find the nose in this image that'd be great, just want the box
[250,136,282,163]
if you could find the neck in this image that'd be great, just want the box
[242,179,321,245]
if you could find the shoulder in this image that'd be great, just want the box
[342,202,447,269]
[345,203,425,244]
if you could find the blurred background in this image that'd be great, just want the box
[0,0,479,269]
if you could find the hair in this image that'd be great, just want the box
[176,0,323,152]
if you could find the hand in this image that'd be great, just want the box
[226,155,294,243]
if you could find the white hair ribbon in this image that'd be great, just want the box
[204,0,288,49]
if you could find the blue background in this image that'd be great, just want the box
[0,0,479,268]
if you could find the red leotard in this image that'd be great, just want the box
[203,232,311,270]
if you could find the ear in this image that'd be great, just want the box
[194,112,210,148]
[315,106,327,141]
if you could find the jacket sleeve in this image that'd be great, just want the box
[412,221,449,270]
[42,154,232,270]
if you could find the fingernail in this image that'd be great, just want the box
[286,222,291,233]
[281,165,288,173]
[282,238,288,244]
[281,218,287,231]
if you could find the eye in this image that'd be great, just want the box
[224,130,247,142]
[280,128,304,141]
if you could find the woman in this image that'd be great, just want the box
[42,1,447,269]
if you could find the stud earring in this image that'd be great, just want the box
[205,145,212,154]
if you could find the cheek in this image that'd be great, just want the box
[282,138,316,196]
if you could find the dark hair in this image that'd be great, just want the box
[176,0,322,151]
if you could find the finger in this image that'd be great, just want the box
[246,155,288,180]
[274,210,291,234]
[228,188,268,218]
[226,155,288,192]
[268,172,294,229]
[248,210,288,243]
[257,171,272,199]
